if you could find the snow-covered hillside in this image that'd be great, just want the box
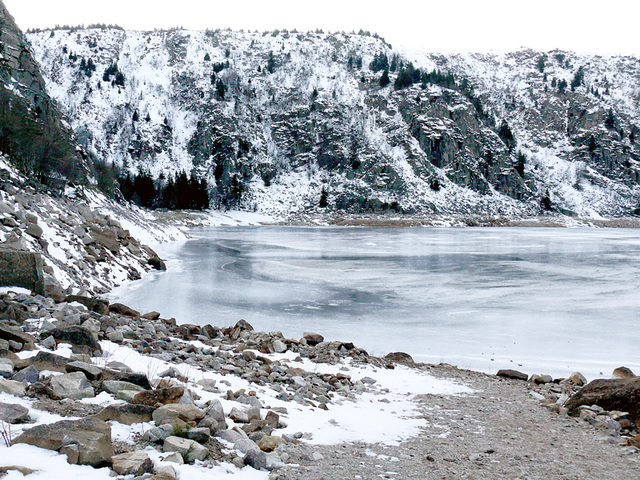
[27,28,640,218]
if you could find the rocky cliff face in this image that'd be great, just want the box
[25,28,640,217]
[0,1,88,184]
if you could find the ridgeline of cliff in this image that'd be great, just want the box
[22,27,640,218]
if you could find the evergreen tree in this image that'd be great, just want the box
[267,51,276,73]
[319,188,328,208]
[605,109,616,130]
[369,52,389,72]
[216,78,227,100]
[571,66,585,91]
[498,121,516,151]
[557,79,567,94]
[379,68,390,87]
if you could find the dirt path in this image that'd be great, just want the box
[275,365,640,480]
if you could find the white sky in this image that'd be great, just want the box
[4,0,639,55]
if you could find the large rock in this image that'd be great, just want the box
[0,379,26,396]
[90,229,120,253]
[163,436,208,463]
[0,247,45,295]
[496,369,529,381]
[109,303,140,317]
[49,326,102,355]
[243,449,268,470]
[102,369,153,389]
[11,364,39,384]
[28,351,70,372]
[613,366,636,379]
[302,332,324,346]
[94,404,156,425]
[565,377,640,420]
[64,295,110,315]
[0,324,36,349]
[111,451,153,476]
[65,360,103,380]
[13,418,113,466]
[0,357,13,378]
[102,380,145,395]
[384,351,414,365]
[50,372,95,400]
[0,402,29,423]
[153,403,205,424]
[133,386,184,407]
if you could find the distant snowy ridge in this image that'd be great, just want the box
[26,28,640,218]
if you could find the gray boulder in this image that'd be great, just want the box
[0,380,26,396]
[111,451,153,476]
[94,404,156,425]
[102,380,145,395]
[49,326,102,355]
[50,372,95,400]
[152,403,205,424]
[163,436,208,463]
[143,424,174,443]
[0,357,13,378]
[65,361,103,380]
[0,402,29,423]
[11,365,39,384]
[13,418,113,466]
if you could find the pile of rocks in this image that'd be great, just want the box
[0,290,394,477]
[497,367,640,445]
[0,165,169,296]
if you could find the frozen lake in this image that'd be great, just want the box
[112,226,640,380]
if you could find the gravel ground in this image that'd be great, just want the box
[275,365,640,480]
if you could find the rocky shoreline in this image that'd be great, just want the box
[1,289,639,479]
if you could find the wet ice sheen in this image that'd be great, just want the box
[112,226,640,380]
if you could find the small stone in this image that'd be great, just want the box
[102,380,145,395]
[50,372,95,400]
[26,223,43,239]
[11,365,39,385]
[111,451,153,476]
[302,333,324,347]
[40,336,57,350]
[153,403,205,424]
[0,402,29,423]
[258,435,283,452]
[133,386,184,407]
[0,358,14,378]
[312,452,324,461]
[496,369,528,381]
[243,449,268,470]
[107,331,124,343]
[272,340,287,353]
[567,372,588,386]
[232,457,245,468]
[186,427,210,443]
[230,407,250,423]
[65,361,103,381]
[161,452,184,465]
[613,367,636,379]
[94,404,156,425]
[205,399,225,422]
[144,424,175,443]
[163,436,208,463]
[153,465,178,480]
[0,380,26,396]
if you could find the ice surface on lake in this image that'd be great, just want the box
[112,227,640,380]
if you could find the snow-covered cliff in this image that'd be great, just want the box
[27,28,640,218]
